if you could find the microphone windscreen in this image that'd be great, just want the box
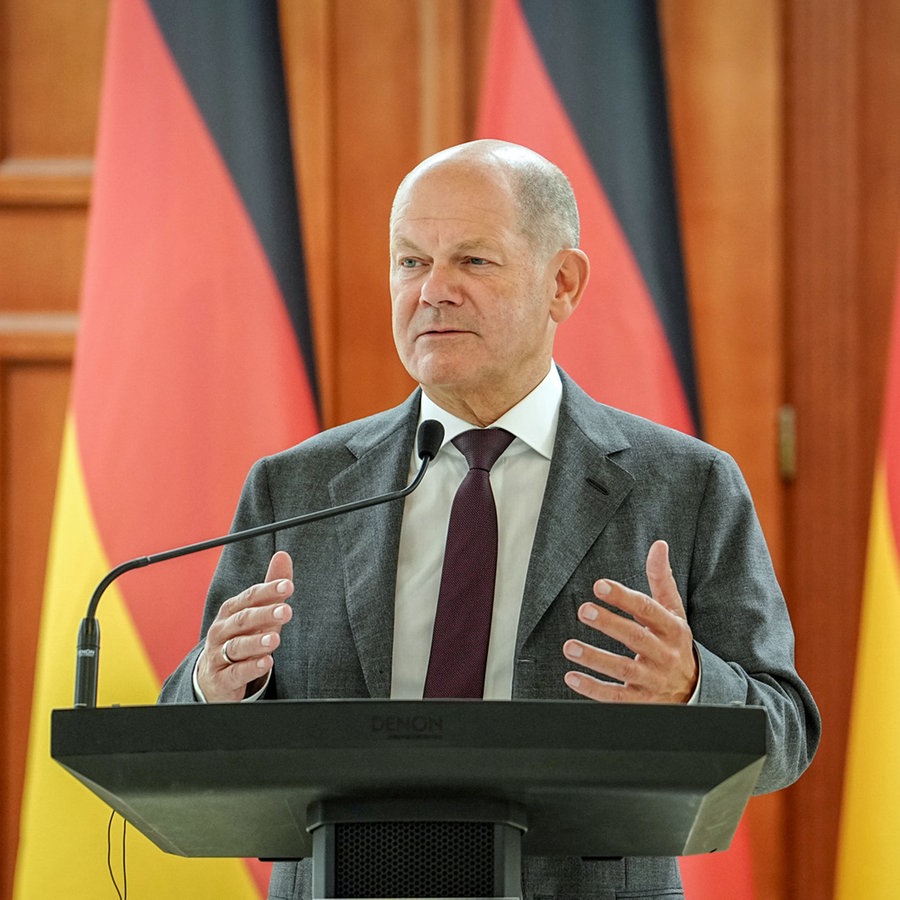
[417,419,445,461]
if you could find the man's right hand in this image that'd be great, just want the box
[196,550,294,702]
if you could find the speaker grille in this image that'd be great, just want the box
[333,820,495,898]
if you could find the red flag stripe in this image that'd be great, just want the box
[73,0,317,681]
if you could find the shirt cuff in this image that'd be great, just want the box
[686,642,703,705]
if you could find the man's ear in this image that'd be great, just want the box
[550,248,590,324]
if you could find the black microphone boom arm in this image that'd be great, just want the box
[73,419,445,709]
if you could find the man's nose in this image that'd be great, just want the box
[420,263,461,306]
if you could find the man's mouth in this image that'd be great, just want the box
[420,326,471,336]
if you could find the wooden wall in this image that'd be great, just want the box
[0,1,107,898]
[1,2,898,898]
[782,1,900,895]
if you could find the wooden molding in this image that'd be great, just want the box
[0,313,78,359]
[0,158,93,207]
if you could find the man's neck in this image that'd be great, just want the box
[421,369,553,427]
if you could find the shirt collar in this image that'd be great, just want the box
[418,364,562,461]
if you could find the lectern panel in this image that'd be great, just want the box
[51,699,766,860]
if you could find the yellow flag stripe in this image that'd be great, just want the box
[15,417,260,898]
[835,464,900,898]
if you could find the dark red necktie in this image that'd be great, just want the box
[424,427,515,698]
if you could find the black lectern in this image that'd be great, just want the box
[52,700,766,899]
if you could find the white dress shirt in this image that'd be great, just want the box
[391,365,562,699]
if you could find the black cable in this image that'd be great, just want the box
[106,810,127,899]
[121,814,128,899]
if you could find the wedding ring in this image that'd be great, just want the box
[221,639,236,666]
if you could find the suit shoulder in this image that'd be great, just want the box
[559,377,741,490]
[558,367,710,450]
[563,382,721,461]
[250,395,419,478]
[602,404,720,458]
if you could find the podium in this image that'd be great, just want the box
[52,699,766,899]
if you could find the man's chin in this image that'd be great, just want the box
[406,351,482,388]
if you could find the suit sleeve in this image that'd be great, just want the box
[688,452,821,793]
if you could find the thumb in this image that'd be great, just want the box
[265,550,293,585]
[646,540,685,618]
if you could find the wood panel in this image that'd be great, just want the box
[661,0,785,541]
[327,0,426,423]
[0,0,107,310]
[0,0,106,894]
[858,0,900,432]
[783,1,900,898]
[2,0,105,156]
[0,323,74,900]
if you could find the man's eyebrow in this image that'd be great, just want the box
[390,236,424,254]
[455,239,501,255]
[389,236,503,256]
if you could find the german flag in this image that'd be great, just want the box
[14,1,318,897]
[477,1,754,897]
[835,254,900,899]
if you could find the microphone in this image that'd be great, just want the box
[74,419,445,709]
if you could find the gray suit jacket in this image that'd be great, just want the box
[161,370,820,899]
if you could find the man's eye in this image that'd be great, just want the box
[398,258,419,268]
[467,257,489,266]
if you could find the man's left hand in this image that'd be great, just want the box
[562,540,698,704]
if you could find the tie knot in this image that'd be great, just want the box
[452,428,515,472]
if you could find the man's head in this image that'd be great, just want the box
[389,140,590,426]
[392,140,581,255]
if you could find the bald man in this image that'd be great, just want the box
[161,140,819,899]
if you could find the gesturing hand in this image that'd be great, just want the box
[196,550,294,702]
[562,540,698,704]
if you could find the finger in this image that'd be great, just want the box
[197,640,276,702]
[563,638,645,688]
[265,550,293,584]
[576,600,660,656]
[591,579,670,633]
[230,550,294,638]
[563,630,696,704]
[208,556,294,663]
[202,599,291,699]
[645,540,686,619]
[221,629,284,669]
[217,592,293,662]
[563,669,630,703]
[218,571,294,620]
[579,587,693,676]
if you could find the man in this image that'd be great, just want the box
[161,140,820,899]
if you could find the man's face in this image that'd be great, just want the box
[390,162,561,422]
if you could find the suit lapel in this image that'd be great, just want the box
[328,394,420,697]
[517,374,635,653]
